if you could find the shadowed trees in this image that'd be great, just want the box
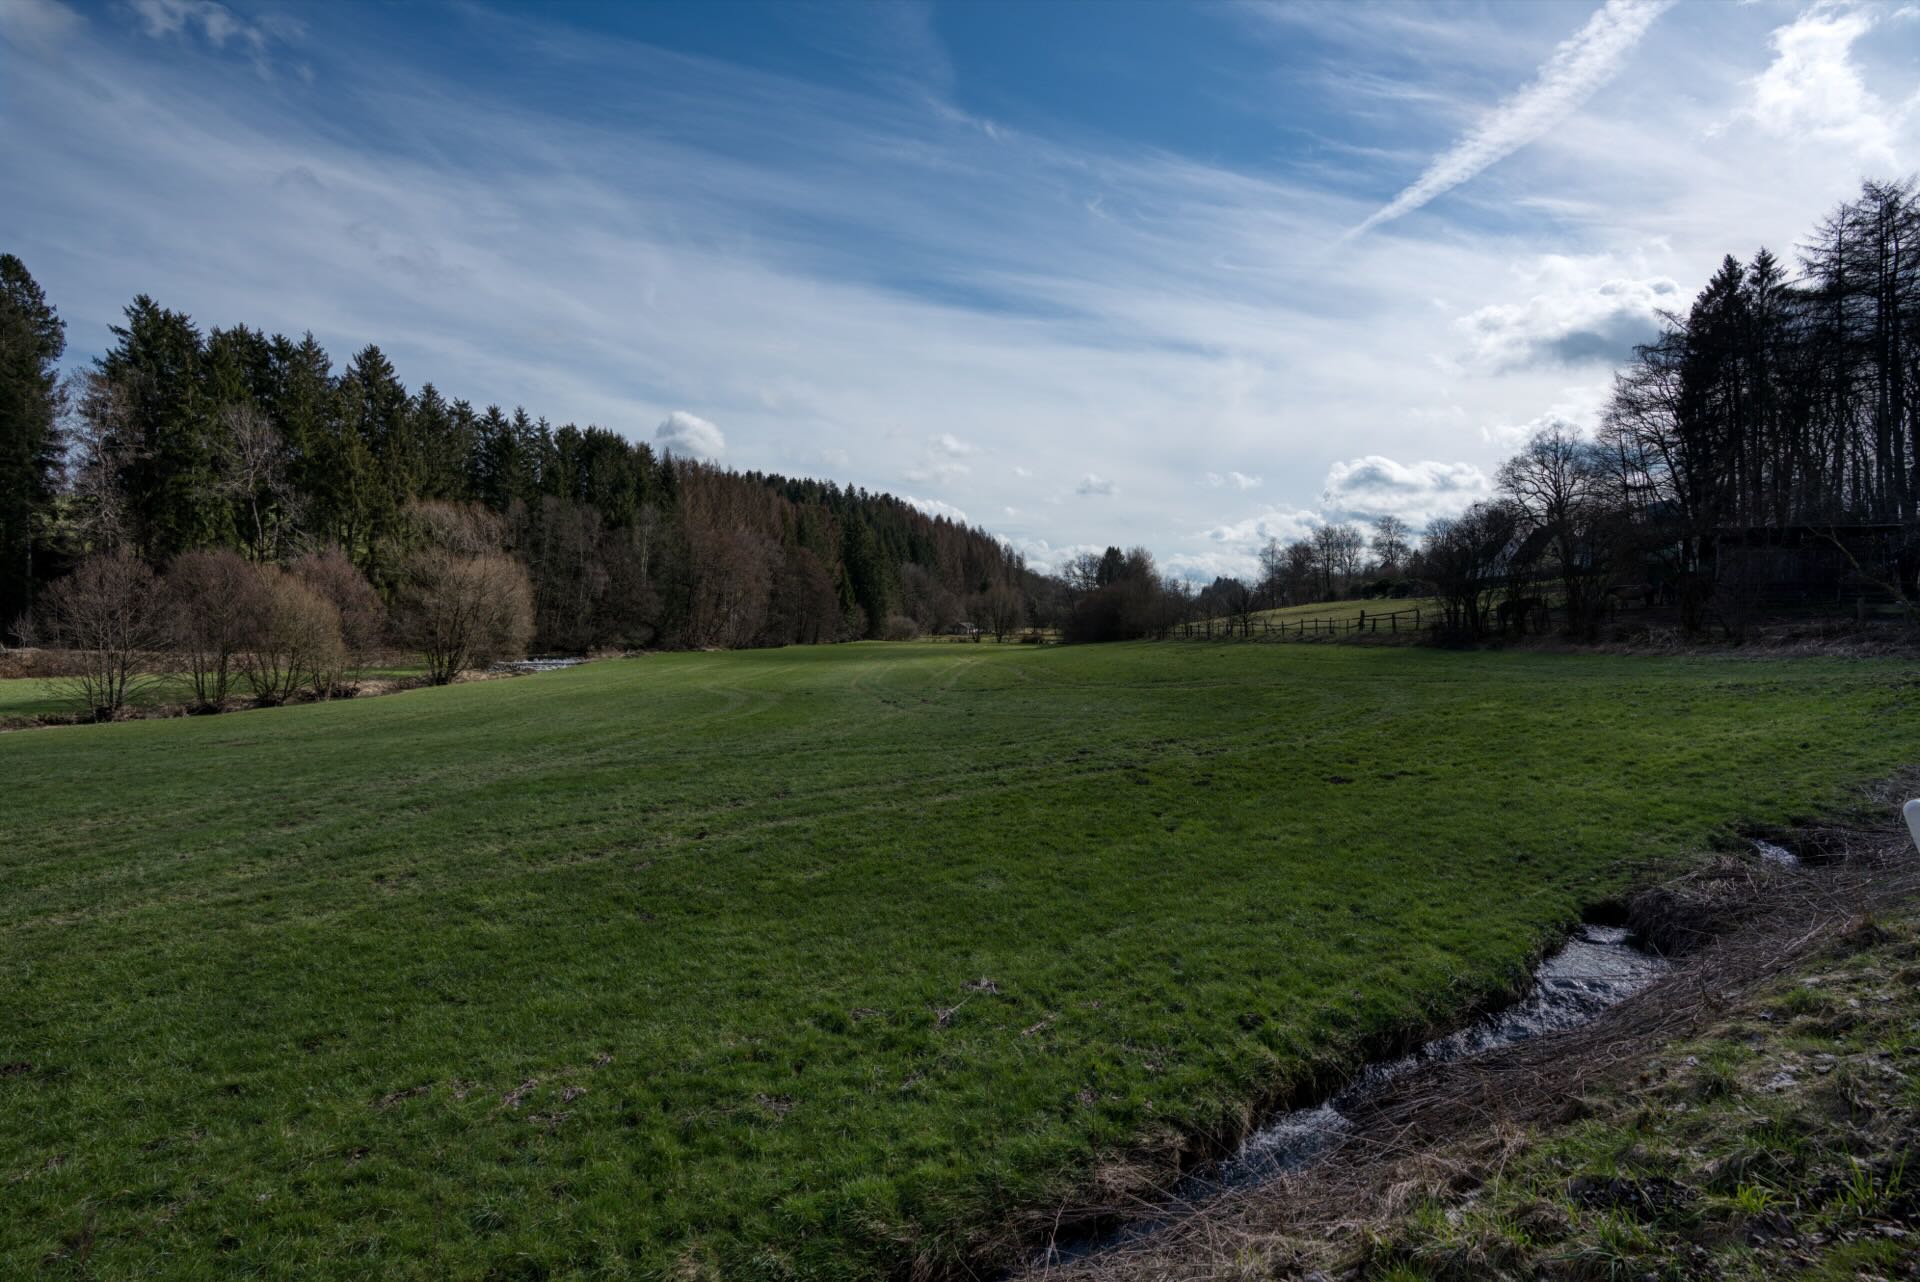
[0,255,67,640]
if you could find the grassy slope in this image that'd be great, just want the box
[1378,902,1920,1282]
[3,643,1916,1279]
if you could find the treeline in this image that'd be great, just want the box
[1412,177,1920,639]
[0,262,1032,651]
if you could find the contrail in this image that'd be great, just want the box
[1347,0,1673,239]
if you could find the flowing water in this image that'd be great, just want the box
[494,656,588,674]
[1218,924,1669,1185]
[1036,924,1671,1267]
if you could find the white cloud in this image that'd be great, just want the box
[903,495,968,523]
[1176,506,1323,579]
[1199,506,1322,547]
[931,432,974,457]
[1076,473,1116,497]
[904,459,969,484]
[1746,3,1901,165]
[1459,256,1679,369]
[1321,456,1491,527]
[1480,384,1611,449]
[1351,0,1672,236]
[1204,470,1264,490]
[1012,538,1105,575]
[654,410,726,460]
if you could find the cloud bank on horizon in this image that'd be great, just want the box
[1,0,1916,581]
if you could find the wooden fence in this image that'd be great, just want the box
[1176,605,1425,640]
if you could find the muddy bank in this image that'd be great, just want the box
[1013,787,1920,1280]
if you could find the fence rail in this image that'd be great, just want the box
[1176,605,1426,640]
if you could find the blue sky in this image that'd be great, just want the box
[4,0,1918,578]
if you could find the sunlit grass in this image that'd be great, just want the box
[3,641,1915,1278]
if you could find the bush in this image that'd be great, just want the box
[393,549,534,683]
[239,567,344,704]
[290,548,386,695]
[882,615,920,641]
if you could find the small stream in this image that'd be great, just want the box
[494,656,588,674]
[1038,924,1671,1267]
[1218,924,1668,1186]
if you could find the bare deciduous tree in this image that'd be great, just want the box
[1312,522,1366,598]
[975,583,1025,641]
[394,549,534,683]
[1415,501,1521,640]
[1370,514,1412,575]
[240,566,344,704]
[38,549,166,719]
[1497,423,1614,636]
[290,547,386,695]
[164,548,255,709]
[220,402,293,560]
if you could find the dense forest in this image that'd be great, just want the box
[0,263,1033,652]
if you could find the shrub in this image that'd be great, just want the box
[393,550,534,684]
[239,567,344,704]
[290,548,386,695]
[882,615,920,641]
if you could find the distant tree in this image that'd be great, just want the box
[37,549,166,719]
[0,255,67,640]
[1311,522,1366,597]
[1062,550,1103,597]
[1255,538,1285,607]
[975,582,1025,641]
[1280,538,1319,604]
[1208,576,1258,628]
[164,548,255,708]
[1497,423,1613,636]
[1415,501,1521,639]
[394,548,534,683]
[1370,514,1411,575]
[92,296,234,561]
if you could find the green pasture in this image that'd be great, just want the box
[2,642,1915,1279]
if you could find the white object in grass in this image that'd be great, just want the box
[1906,799,1920,856]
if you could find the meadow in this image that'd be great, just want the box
[3,641,1916,1279]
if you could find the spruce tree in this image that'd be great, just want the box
[0,254,66,637]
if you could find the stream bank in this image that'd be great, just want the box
[1016,789,1920,1281]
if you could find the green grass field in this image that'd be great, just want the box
[4,642,1916,1279]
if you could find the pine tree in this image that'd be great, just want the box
[0,254,66,636]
